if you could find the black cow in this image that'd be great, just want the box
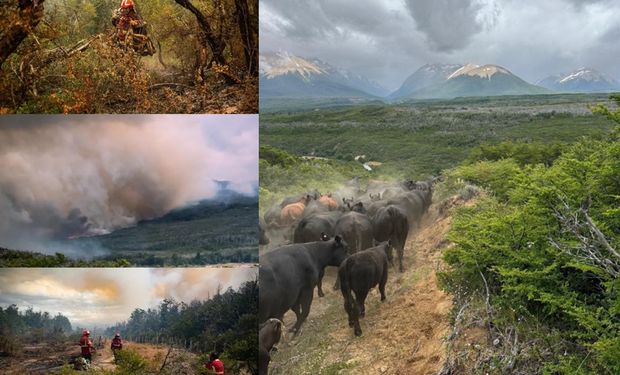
[293,211,342,297]
[387,191,424,229]
[365,199,388,219]
[334,211,374,254]
[332,211,374,289]
[259,318,283,375]
[259,235,349,335]
[372,205,409,272]
[338,241,392,336]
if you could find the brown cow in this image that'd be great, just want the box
[280,195,310,225]
[318,193,338,210]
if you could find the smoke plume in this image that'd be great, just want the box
[0,115,258,254]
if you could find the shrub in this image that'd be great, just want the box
[441,134,620,373]
[113,348,149,374]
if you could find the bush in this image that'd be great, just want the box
[113,348,149,374]
[465,140,566,167]
[441,135,620,373]
[451,158,525,200]
[259,145,299,168]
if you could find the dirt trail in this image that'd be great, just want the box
[0,339,181,374]
[270,203,458,375]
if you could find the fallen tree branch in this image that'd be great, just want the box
[159,345,173,372]
[549,195,620,278]
[148,82,193,91]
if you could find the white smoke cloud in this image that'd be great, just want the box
[0,115,258,254]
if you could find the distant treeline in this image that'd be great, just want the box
[0,305,73,356]
[105,280,258,370]
[0,305,72,335]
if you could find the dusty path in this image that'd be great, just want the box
[270,204,456,375]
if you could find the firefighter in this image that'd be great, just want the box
[116,0,140,42]
[79,329,95,361]
[111,333,123,351]
[205,352,225,375]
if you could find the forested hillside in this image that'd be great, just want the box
[0,0,257,113]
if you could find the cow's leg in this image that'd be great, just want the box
[379,269,388,302]
[259,348,270,375]
[289,304,301,333]
[398,243,405,273]
[317,269,325,297]
[356,290,369,318]
[343,296,354,327]
[346,292,362,336]
[292,288,314,335]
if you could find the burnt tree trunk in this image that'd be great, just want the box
[0,0,46,67]
[234,0,257,77]
[173,0,226,66]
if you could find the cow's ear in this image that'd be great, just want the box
[335,235,342,244]
[387,239,392,247]
[321,232,329,241]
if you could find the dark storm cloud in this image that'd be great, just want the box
[261,0,620,90]
[404,0,490,52]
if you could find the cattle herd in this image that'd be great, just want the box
[258,177,437,374]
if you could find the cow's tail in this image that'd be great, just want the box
[339,262,359,323]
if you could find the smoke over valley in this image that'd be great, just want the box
[0,115,258,256]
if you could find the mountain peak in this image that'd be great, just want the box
[448,64,511,80]
[260,52,327,79]
[537,67,619,92]
[260,52,388,98]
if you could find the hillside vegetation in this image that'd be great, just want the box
[261,94,615,181]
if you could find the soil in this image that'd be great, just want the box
[0,339,191,374]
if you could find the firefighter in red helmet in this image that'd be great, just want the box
[111,333,123,351]
[116,0,140,42]
[79,329,94,361]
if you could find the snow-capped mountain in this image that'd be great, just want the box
[389,63,463,100]
[260,52,389,98]
[391,63,549,100]
[537,68,620,93]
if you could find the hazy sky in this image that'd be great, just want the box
[261,0,620,90]
[0,115,257,253]
[0,266,257,327]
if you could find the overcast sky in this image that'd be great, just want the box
[261,0,620,90]
[0,266,257,327]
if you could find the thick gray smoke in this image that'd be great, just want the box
[0,115,258,255]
